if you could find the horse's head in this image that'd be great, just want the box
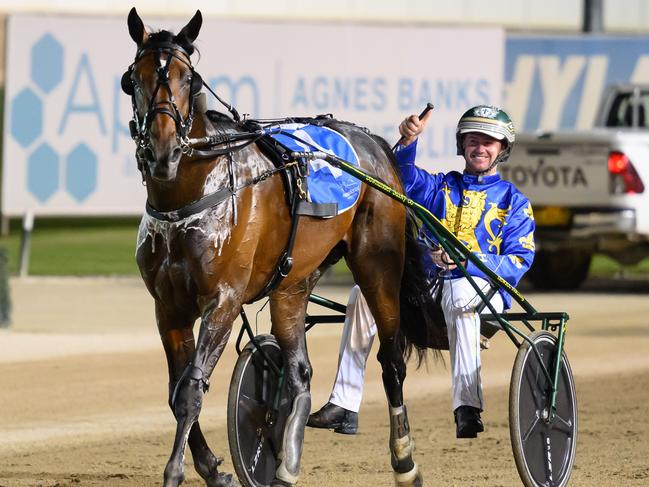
[122,8,203,182]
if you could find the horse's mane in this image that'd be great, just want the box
[144,30,199,57]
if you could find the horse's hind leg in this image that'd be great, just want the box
[349,248,422,485]
[355,285,422,487]
[160,325,228,486]
[269,283,312,486]
[160,302,239,487]
[379,335,422,487]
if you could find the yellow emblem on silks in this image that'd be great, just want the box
[442,185,487,253]
[508,255,524,269]
[441,185,458,234]
[519,232,535,251]
[524,203,535,220]
[484,202,510,253]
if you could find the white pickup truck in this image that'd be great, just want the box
[504,84,649,289]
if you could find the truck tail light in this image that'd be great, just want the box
[608,151,645,194]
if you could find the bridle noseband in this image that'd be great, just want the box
[121,42,203,171]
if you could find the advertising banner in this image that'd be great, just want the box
[3,14,503,216]
[506,36,649,132]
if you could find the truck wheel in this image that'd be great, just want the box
[527,250,592,290]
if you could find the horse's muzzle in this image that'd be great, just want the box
[149,145,182,181]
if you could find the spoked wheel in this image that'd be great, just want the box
[227,334,290,487]
[510,330,577,487]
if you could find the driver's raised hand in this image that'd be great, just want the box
[398,110,433,147]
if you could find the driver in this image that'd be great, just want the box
[307,105,536,438]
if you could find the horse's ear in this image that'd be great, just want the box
[177,10,202,43]
[127,7,149,45]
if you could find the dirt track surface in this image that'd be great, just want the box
[1,277,648,486]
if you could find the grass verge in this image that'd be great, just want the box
[0,217,648,280]
[0,217,141,276]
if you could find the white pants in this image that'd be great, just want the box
[442,277,503,411]
[329,286,377,412]
[329,278,503,413]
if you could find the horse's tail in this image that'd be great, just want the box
[368,133,446,366]
[397,211,446,366]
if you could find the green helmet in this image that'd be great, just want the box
[456,105,515,163]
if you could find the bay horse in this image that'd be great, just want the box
[124,8,439,487]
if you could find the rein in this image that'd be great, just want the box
[181,131,262,159]
[144,123,336,222]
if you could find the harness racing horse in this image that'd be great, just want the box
[124,8,440,487]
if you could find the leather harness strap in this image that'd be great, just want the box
[145,163,288,222]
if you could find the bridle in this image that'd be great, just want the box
[122,41,248,176]
[121,40,314,230]
[121,42,203,170]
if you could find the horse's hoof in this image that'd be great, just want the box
[206,472,239,487]
[270,479,293,487]
[394,467,423,487]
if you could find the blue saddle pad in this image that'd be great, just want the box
[264,123,361,215]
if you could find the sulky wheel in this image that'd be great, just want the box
[509,330,577,487]
[227,334,290,487]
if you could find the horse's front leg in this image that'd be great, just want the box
[163,298,240,487]
[159,321,230,487]
[269,285,312,487]
[378,335,422,487]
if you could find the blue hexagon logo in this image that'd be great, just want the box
[31,33,64,94]
[65,143,97,202]
[11,88,43,148]
[27,143,59,202]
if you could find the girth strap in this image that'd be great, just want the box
[146,187,233,222]
[145,164,287,223]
